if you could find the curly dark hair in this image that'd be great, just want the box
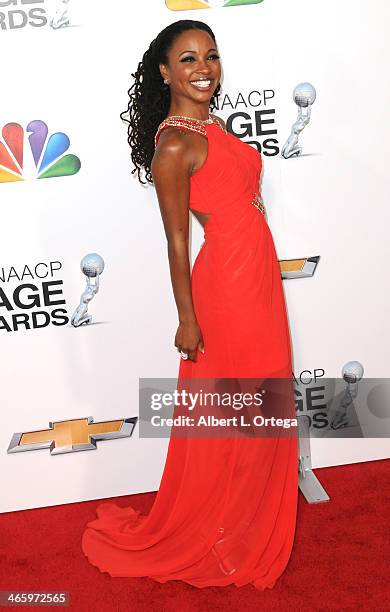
[120,20,221,185]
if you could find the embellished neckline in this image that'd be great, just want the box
[155,114,226,147]
[167,114,214,125]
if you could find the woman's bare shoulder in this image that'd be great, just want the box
[152,128,193,177]
[154,127,192,160]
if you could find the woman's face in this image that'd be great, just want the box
[160,29,221,105]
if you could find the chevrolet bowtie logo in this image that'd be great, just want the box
[7,416,138,455]
[279,256,320,279]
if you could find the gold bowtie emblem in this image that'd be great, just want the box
[8,416,138,455]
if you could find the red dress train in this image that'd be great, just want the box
[81,115,299,590]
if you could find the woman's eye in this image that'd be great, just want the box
[180,54,220,63]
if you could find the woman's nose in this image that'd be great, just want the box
[197,59,212,72]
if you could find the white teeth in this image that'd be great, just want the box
[191,80,211,88]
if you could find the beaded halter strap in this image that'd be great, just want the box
[154,114,226,147]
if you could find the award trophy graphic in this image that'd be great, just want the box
[330,361,364,430]
[281,82,317,159]
[71,253,105,327]
[49,0,72,29]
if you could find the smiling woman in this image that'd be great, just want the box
[81,19,299,592]
[117,20,221,185]
[173,45,220,93]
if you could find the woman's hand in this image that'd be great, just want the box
[175,320,205,362]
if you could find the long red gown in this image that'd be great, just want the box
[81,115,298,590]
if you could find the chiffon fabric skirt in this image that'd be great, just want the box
[81,201,299,590]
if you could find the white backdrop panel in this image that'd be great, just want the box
[1,0,389,512]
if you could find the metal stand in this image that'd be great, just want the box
[298,415,330,503]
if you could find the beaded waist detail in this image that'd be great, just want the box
[251,193,266,217]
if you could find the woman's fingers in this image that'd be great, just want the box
[176,345,199,362]
[175,333,205,362]
[188,348,197,362]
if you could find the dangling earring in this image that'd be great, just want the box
[164,78,170,85]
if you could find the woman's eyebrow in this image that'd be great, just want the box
[179,48,218,57]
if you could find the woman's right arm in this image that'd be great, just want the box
[151,130,205,362]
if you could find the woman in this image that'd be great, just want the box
[81,19,298,591]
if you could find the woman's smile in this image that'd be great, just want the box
[189,77,214,92]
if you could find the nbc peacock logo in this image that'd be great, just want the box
[166,0,263,10]
[0,120,81,183]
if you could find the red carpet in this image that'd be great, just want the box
[1,458,389,611]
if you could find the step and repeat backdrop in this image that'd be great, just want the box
[1,0,389,512]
